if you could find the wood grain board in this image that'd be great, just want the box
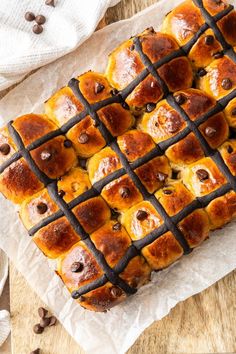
[0,0,236,353]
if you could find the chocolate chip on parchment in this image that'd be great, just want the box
[38,307,48,319]
[30,349,40,354]
[25,12,35,22]
[196,169,209,182]
[221,78,232,90]
[205,126,217,137]
[174,94,186,105]
[119,186,130,198]
[48,316,57,326]
[95,82,105,94]
[35,15,46,25]
[110,286,123,298]
[71,261,83,273]
[136,210,148,221]
[33,324,44,334]
[36,203,48,215]
[204,35,214,46]
[112,222,121,231]
[78,132,89,144]
[145,102,156,113]
[33,24,43,35]
[45,0,55,7]
[40,317,51,328]
[0,143,10,155]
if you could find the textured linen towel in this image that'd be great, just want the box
[0,0,120,90]
[0,250,10,347]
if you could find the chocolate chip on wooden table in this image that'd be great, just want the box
[174,94,186,105]
[25,12,35,22]
[45,0,55,7]
[38,307,48,319]
[40,317,51,328]
[196,169,209,181]
[35,15,46,25]
[71,261,83,273]
[33,324,44,334]
[33,24,44,35]
[205,35,214,45]
[119,186,130,198]
[112,222,121,231]
[205,126,217,137]
[0,143,10,155]
[48,316,57,326]
[145,102,156,113]
[94,82,105,94]
[36,202,48,214]
[221,78,233,90]
[30,349,40,354]
[136,210,148,221]
[78,132,89,144]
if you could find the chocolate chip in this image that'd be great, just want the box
[197,68,207,77]
[196,169,209,181]
[119,186,130,198]
[112,222,121,231]
[40,150,52,161]
[78,132,89,144]
[110,286,123,298]
[221,78,232,90]
[205,35,214,45]
[36,202,48,215]
[111,209,120,219]
[33,324,44,334]
[25,12,35,22]
[110,88,119,96]
[0,143,10,155]
[30,349,40,354]
[33,24,43,35]
[79,158,87,169]
[163,189,172,195]
[121,101,130,110]
[71,261,83,273]
[64,139,72,148]
[58,190,65,198]
[35,15,46,25]
[130,44,135,51]
[95,82,105,94]
[227,145,233,154]
[48,315,57,326]
[145,102,156,113]
[136,210,148,221]
[231,108,236,116]
[38,307,48,319]
[40,317,51,328]
[174,94,186,105]
[205,126,217,137]
[213,51,224,59]
[71,291,80,299]
[45,0,55,7]
[156,172,167,182]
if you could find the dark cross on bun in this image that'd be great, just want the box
[1,0,236,312]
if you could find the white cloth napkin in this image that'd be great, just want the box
[0,250,10,347]
[0,0,120,91]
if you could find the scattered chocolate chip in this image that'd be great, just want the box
[196,169,209,182]
[119,186,130,198]
[227,145,233,154]
[174,94,186,105]
[130,44,135,51]
[221,78,233,90]
[79,158,87,169]
[197,68,207,77]
[45,0,55,7]
[64,139,72,148]
[35,15,46,25]
[78,132,89,144]
[163,189,172,195]
[36,202,48,215]
[33,24,43,35]
[231,108,236,116]
[30,349,40,354]
[33,324,44,334]
[136,210,148,221]
[110,286,123,298]
[110,88,119,96]
[156,172,167,182]
[71,261,83,273]
[38,307,48,319]
[213,51,224,59]
[205,126,217,137]
[40,150,52,161]
[95,82,105,94]
[205,35,214,45]
[40,317,51,328]
[0,143,10,155]
[48,316,57,327]
[113,222,121,231]
[58,190,65,198]
[145,102,156,113]
[25,12,35,22]
[121,101,130,110]
[111,209,120,219]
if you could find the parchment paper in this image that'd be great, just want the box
[0,0,236,353]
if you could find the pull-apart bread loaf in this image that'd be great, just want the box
[1,0,236,312]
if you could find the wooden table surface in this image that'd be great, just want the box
[1,0,236,353]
